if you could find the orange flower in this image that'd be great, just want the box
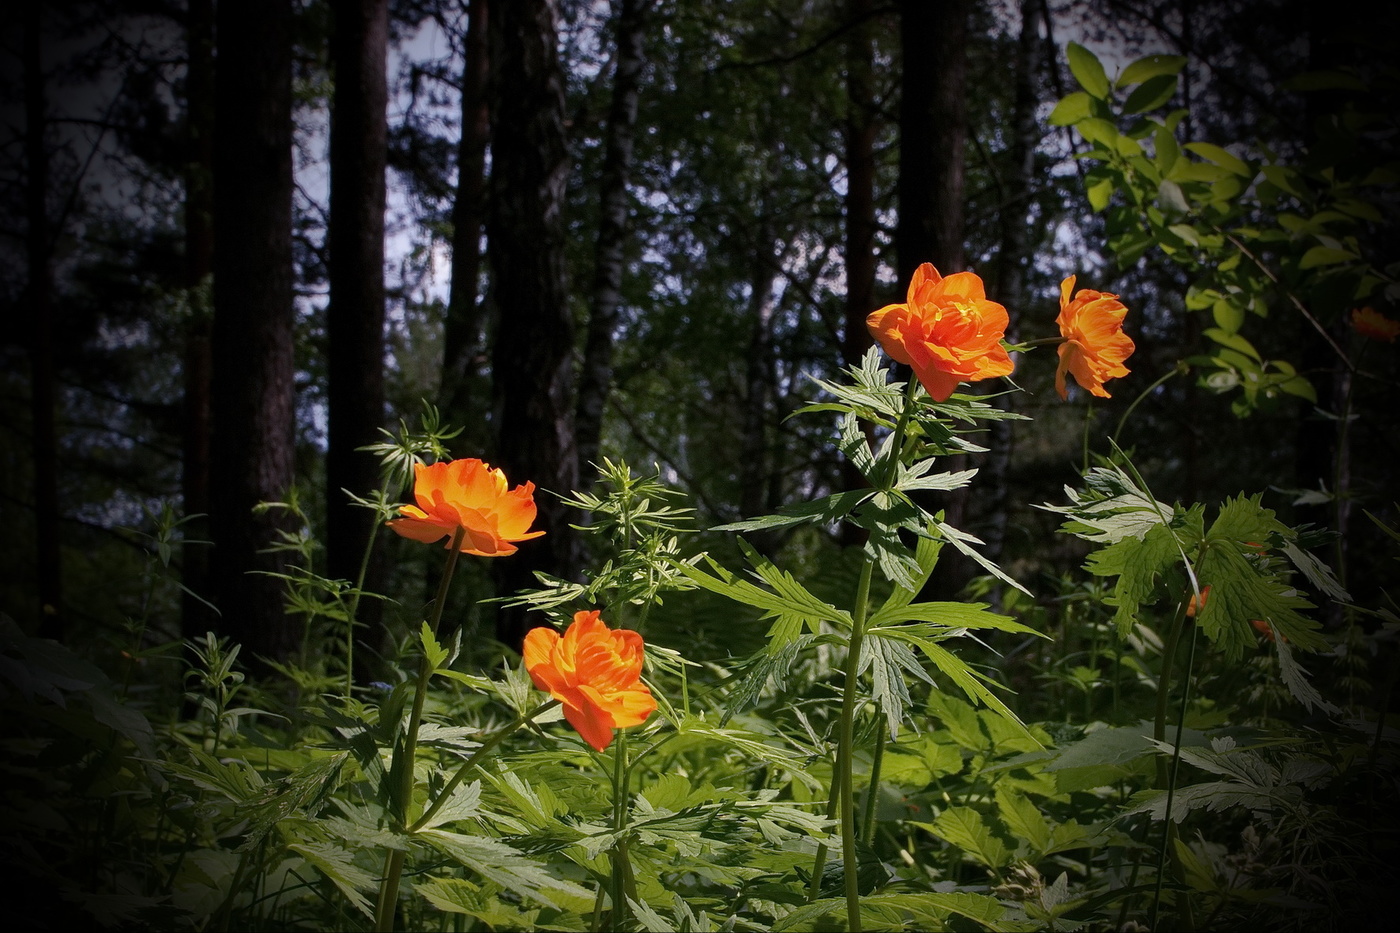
[1186,585,1211,618]
[866,263,1014,401]
[1251,618,1285,643]
[523,611,656,751]
[1055,275,1135,399]
[1351,306,1400,342]
[386,459,544,557]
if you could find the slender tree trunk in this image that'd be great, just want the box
[986,0,1041,564]
[181,0,216,643]
[327,0,389,666]
[441,0,491,448]
[487,0,578,650]
[576,0,649,486]
[210,0,298,664]
[839,0,879,547]
[896,0,970,283]
[897,0,972,597]
[25,6,61,640]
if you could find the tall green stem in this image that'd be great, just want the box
[1150,619,1200,932]
[838,557,874,932]
[374,526,465,933]
[1111,363,1185,448]
[861,705,887,847]
[343,498,387,697]
[609,731,636,928]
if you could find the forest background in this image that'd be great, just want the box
[2,0,1398,929]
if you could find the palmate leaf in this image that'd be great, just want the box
[877,628,1039,746]
[711,488,873,533]
[286,842,377,918]
[720,634,813,723]
[775,891,1030,933]
[868,600,1044,638]
[1086,522,1185,636]
[415,879,543,930]
[860,632,935,738]
[933,519,1032,596]
[1038,465,1177,543]
[675,545,852,633]
[913,807,1012,869]
[420,829,594,911]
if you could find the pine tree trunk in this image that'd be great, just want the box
[25,5,62,640]
[897,0,972,597]
[487,0,579,649]
[576,0,649,486]
[181,0,216,643]
[441,0,491,449]
[326,0,390,663]
[986,0,1041,564]
[210,0,298,664]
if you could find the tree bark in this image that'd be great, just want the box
[181,0,216,643]
[897,0,972,597]
[896,0,970,283]
[576,0,649,485]
[210,0,298,664]
[487,0,578,650]
[327,0,390,660]
[25,5,62,640]
[985,0,1041,564]
[441,0,491,449]
[839,0,879,547]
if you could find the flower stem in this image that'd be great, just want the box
[1111,362,1186,448]
[374,526,465,933]
[410,698,560,833]
[610,730,634,928]
[838,556,874,932]
[860,705,887,847]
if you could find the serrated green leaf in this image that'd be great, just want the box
[421,829,594,911]
[1087,523,1185,636]
[995,787,1051,854]
[917,806,1012,869]
[287,843,376,918]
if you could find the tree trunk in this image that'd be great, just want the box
[985,0,1041,564]
[896,0,970,283]
[210,0,298,664]
[897,0,972,597]
[739,240,780,524]
[181,0,216,643]
[441,0,491,449]
[25,5,62,640]
[327,0,390,665]
[576,0,649,486]
[487,0,578,650]
[839,0,879,547]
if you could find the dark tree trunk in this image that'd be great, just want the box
[897,0,972,597]
[210,0,298,664]
[839,0,879,547]
[181,0,216,642]
[327,0,390,663]
[896,0,970,283]
[985,0,1042,564]
[739,240,779,524]
[576,0,649,485]
[25,6,62,640]
[487,0,578,650]
[441,0,491,449]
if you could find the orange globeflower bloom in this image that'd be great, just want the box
[386,459,544,557]
[523,611,656,752]
[1055,275,1135,399]
[1351,306,1400,342]
[1186,585,1211,618]
[866,262,1014,401]
[1251,618,1285,643]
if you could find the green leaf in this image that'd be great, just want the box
[1123,73,1178,113]
[995,788,1051,854]
[862,632,935,738]
[1075,117,1120,147]
[1048,91,1093,126]
[916,807,1011,869]
[1118,54,1187,86]
[1088,175,1114,212]
[1067,42,1111,98]
[1212,299,1245,334]
[1184,142,1251,177]
[421,829,594,911]
[712,489,872,533]
[1158,178,1190,213]
[1299,245,1356,269]
[1087,523,1188,636]
[287,843,377,918]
